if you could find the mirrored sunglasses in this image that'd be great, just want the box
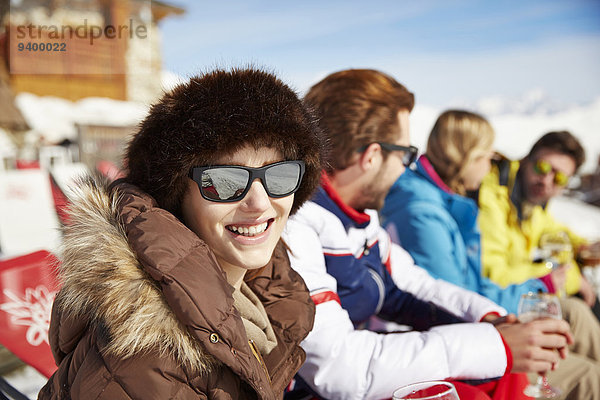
[189,160,305,202]
[357,142,419,167]
[533,159,570,187]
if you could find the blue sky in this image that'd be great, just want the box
[159,0,600,107]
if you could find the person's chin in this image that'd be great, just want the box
[527,187,546,204]
[240,250,273,270]
[235,237,278,261]
[529,195,549,206]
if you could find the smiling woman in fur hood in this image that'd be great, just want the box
[38,67,326,400]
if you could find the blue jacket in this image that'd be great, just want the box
[380,158,547,314]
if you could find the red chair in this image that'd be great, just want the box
[0,250,60,378]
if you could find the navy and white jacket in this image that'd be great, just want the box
[282,180,510,400]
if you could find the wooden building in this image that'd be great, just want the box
[0,0,183,170]
[0,0,184,103]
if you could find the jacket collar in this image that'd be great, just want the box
[315,172,371,228]
[414,156,479,230]
[418,155,453,194]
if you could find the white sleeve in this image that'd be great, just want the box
[384,233,507,321]
[283,216,508,400]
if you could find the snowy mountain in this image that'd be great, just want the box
[410,94,600,175]
[453,89,569,116]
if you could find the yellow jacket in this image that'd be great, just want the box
[479,159,586,295]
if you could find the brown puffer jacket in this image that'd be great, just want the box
[38,177,315,399]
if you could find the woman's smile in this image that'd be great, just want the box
[226,219,272,237]
[181,146,295,285]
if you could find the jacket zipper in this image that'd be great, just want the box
[248,339,271,384]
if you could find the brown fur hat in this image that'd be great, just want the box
[125,67,326,217]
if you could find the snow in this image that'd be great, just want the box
[0,170,62,257]
[8,70,187,150]
[0,129,17,155]
[549,196,600,241]
[409,94,600,175]
[161,69,186,92]
[14,93,150,144]
[489,99,600,175]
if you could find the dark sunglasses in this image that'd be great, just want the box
[533,159,570,187]
[357,142,419,167]
[189,160,305,202]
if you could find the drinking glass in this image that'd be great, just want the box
[539,231,573,296]
[518,292,563,398]
[392,381,459,400]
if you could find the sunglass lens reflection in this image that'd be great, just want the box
[265,163,301,196]
[534,160,552,175]
[200,163,302,201]
[534,160,569,187]
[201,168,249,201]
[554,172,569,186]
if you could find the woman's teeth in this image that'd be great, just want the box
[227,222,269,236]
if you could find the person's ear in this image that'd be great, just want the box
[357,143,382,172]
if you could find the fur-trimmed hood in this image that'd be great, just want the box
[53,175,219,371]
[43,175,315,399]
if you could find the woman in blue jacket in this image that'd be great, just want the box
[380,110,556,314]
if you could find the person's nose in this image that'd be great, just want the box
[241,179,271,212]
[541,171,555,187]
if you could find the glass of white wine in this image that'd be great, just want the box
[518,292,563,398]
[539,231,573,296]
[392,381,459,400]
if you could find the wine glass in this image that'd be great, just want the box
[518,292,563,398]
[392,381,459,400]
[539,231,573,297]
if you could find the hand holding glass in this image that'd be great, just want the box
[518,293,563,398]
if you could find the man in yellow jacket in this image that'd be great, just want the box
[479,131,598,314]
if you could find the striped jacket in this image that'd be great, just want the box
[282,181,511,400]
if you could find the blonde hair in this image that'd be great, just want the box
[426,110,495,195]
